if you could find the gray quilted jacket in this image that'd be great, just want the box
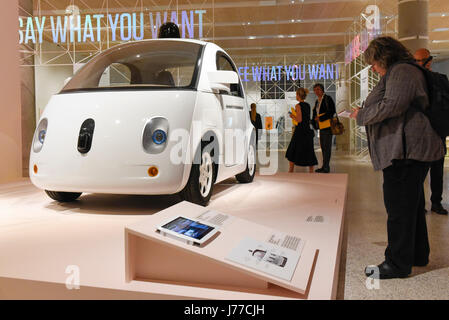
[356,63,445,171]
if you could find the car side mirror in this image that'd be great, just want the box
[208,71,238,93]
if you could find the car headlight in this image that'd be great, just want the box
[142,117,169,154]
[152,129,167,145]
[33,118,48,153]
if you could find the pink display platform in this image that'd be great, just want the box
[125,201,318,296]
[0,173,347,300]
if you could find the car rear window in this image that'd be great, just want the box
[61,40,203,93]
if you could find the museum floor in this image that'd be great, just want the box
[286,149,449,300]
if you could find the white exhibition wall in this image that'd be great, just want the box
[34,41,81,119]
[0,0,22,183]
[244,80,336,133]
[34,65,73,121]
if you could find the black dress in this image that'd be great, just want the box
[285,102,318,166]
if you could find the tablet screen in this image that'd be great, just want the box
[161,217,215,240]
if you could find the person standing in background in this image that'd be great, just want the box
[250,103,263,148]
[413,48,448,215]
[312,83,336,173]
[286,88,317,173]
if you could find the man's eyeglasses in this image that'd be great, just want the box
[415,56,433,65]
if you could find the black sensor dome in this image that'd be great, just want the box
[158,22,181,38]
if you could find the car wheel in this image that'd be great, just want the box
[181,146,215,206]
[45,190,82,202]
[236,140,256,183]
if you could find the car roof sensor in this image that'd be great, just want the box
[158,22,181,38]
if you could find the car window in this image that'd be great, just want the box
[216,53,244,98]
[61,40,203,92]
[217,56,235,72]
[99,63,132,87]
[165,65,196,87]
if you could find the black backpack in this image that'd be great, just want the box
[406,63,449,137]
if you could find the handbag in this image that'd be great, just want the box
[330,114,345,135]
[316,96,332,130]
[317,113,331,130]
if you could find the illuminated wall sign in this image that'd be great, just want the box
[345,31,374,64]
[237,64,339,82]
[345,5,381,65]
[18,10,206,44]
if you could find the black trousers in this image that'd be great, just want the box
[382,161,430,274]
[430,156,445,205]
[319,128,333,170]
[429,137,446,205]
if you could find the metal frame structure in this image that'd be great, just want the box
[235,52,340,151]
[20,0,215,68]
[345,9,396,161]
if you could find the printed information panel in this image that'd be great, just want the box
[226,236,305,281]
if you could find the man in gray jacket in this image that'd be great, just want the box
[351,37,444,279]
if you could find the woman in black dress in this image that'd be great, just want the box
[249,103,263,147]
[286,88,317,173]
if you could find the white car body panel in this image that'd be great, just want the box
[30,39,255,196]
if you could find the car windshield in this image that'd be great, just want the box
[61,40,203,93]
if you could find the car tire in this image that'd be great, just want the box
[236,139,256,183]
[45,190,82,202]
[181,145,215,206]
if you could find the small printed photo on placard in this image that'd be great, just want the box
[225,237,303,282]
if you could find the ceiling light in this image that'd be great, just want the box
[259,0,276,6]
[249,36,256,39]
[434,28,449,32]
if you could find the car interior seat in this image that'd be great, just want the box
[156,70,175,86]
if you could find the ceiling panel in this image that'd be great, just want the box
[28,0,449,60]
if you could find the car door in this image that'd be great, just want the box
[216,52,246,167]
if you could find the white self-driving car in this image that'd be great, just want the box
[30,39,256,206]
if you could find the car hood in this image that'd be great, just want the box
[37,90,197,163]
